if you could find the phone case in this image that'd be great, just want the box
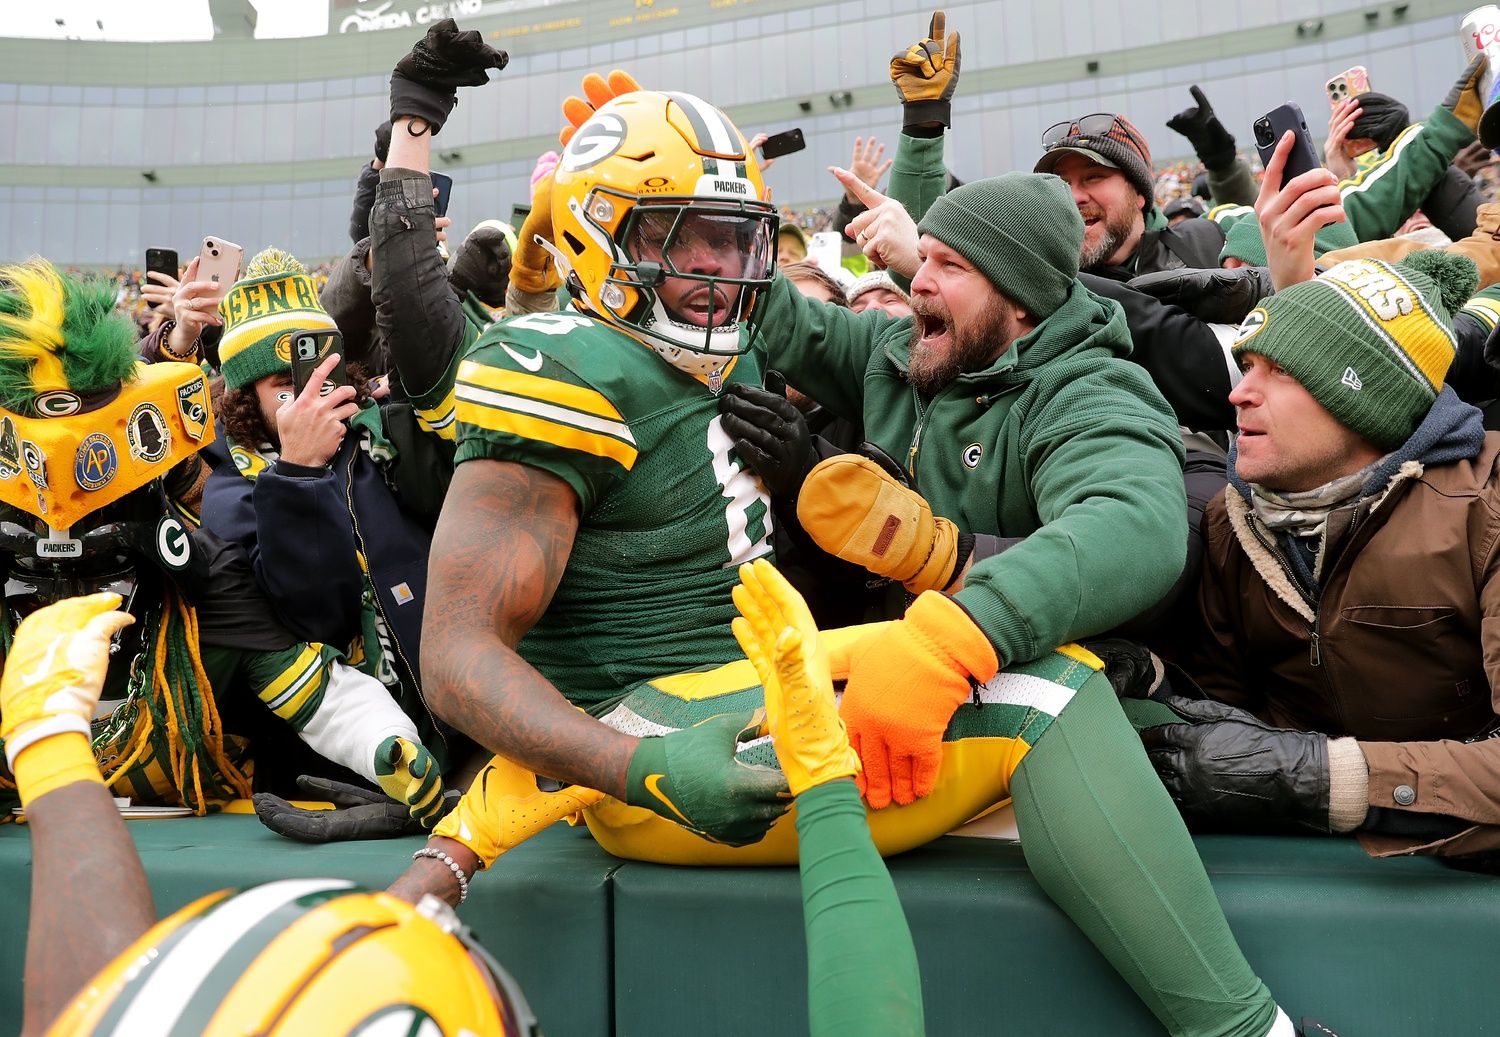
[1253,102,1320,184]
[1326,66,1371,105]
[290,331,349,398]
[198,237,243,291]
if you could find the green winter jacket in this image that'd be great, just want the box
[756,274,1187,668]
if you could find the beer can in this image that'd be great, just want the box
[1462,6,1500,146]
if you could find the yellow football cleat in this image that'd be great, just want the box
[434,753,604,869]
[731,559,861,797]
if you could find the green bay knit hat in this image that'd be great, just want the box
[1231,251,1478,449]
[917,173,1083,319]
[218,248,339,391]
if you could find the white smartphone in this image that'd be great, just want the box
[197,236,243,298]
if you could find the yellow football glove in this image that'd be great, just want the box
[509,170,562,296]
[796,454,968,594]
[559,69,643,147]
[434,753,604,869]
[374,735,446,829]
[0,593,133,805]
[731,560,859,797]
[889,10,960,129]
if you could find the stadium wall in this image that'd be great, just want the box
[0,0,1479,265]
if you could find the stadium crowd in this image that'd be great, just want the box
[8,9,1500,1036]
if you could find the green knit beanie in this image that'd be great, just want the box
[1231,251,1478,449]
[217,248,338,391]
[918,173,1082,319]
[1218,211,1357,266]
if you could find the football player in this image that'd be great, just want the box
[390,19,1321,1036]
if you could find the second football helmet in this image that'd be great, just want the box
[550,90,779,380]
[46,879,539,1037]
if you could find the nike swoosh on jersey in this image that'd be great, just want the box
[501,343,545,372]
[643,773,694,826]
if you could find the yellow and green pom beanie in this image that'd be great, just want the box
[217,248,339,390]
[1231,251,1478,450]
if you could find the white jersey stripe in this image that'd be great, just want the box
[105,878,355,1037]
[973,671,1080,719]
[456,383,637,444]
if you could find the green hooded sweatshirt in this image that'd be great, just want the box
[755,274,1187,668]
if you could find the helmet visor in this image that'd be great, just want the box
[623,204,776,330]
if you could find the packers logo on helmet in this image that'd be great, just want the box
[46,879,539,1037]
[551,90,779,381]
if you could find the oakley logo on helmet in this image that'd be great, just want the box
[562,112,627,172]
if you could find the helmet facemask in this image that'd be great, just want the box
[583,188,778,379]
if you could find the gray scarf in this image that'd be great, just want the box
[1247,459,1383,539]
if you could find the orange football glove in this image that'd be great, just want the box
[559,69,643,147]
[840,591,997,809]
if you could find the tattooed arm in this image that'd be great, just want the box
[390,458,639,903]
[422,457,638,789]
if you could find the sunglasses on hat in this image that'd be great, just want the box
[1041,113,1147,156]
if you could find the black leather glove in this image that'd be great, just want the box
[389,18,509,134]
[1140,696,1330,833]
[253,775,457,843]
[449,224,513,308]
[1165,86,1239,171]
[1127,265,1275,325]
[719,377,817,499]
[1081,638,1162,699]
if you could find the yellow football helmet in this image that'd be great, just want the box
[47,879,539,1037]
[550,89,779,380]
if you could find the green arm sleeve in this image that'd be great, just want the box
[885,132,949,293]
[796,778,925,1037]
[954,360,1188,667]
[1206,157,1257,208]
[755,274,910,424]
[1338,106,1476,243]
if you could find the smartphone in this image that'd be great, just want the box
[1253,103,1321,185]
[757,128,806,161]
[430,171,453,218]
[1325,66,1372,107]
[289,329,350,399]
[197,236,243,298]
[143,248,178,307]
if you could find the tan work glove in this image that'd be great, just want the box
[889,10,960,130]
[796,454,969,594]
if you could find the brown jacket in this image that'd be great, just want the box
[1185,431,1500,857]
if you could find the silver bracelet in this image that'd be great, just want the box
[412,847,470,905]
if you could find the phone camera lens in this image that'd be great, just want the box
[1253,119,1274,148]
[210,248,219,257]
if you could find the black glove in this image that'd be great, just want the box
[1127,265,1275,325]
[374,120,392,164]
[1165,85,1239,172]
[253,775,456,843]
[449,224,513,308]
[1140,696,1330,833]
[719,377,817,499]
[389,18,508,134]
[1081,638,1162,699]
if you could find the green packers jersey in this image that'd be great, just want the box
[453,311,774,705]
